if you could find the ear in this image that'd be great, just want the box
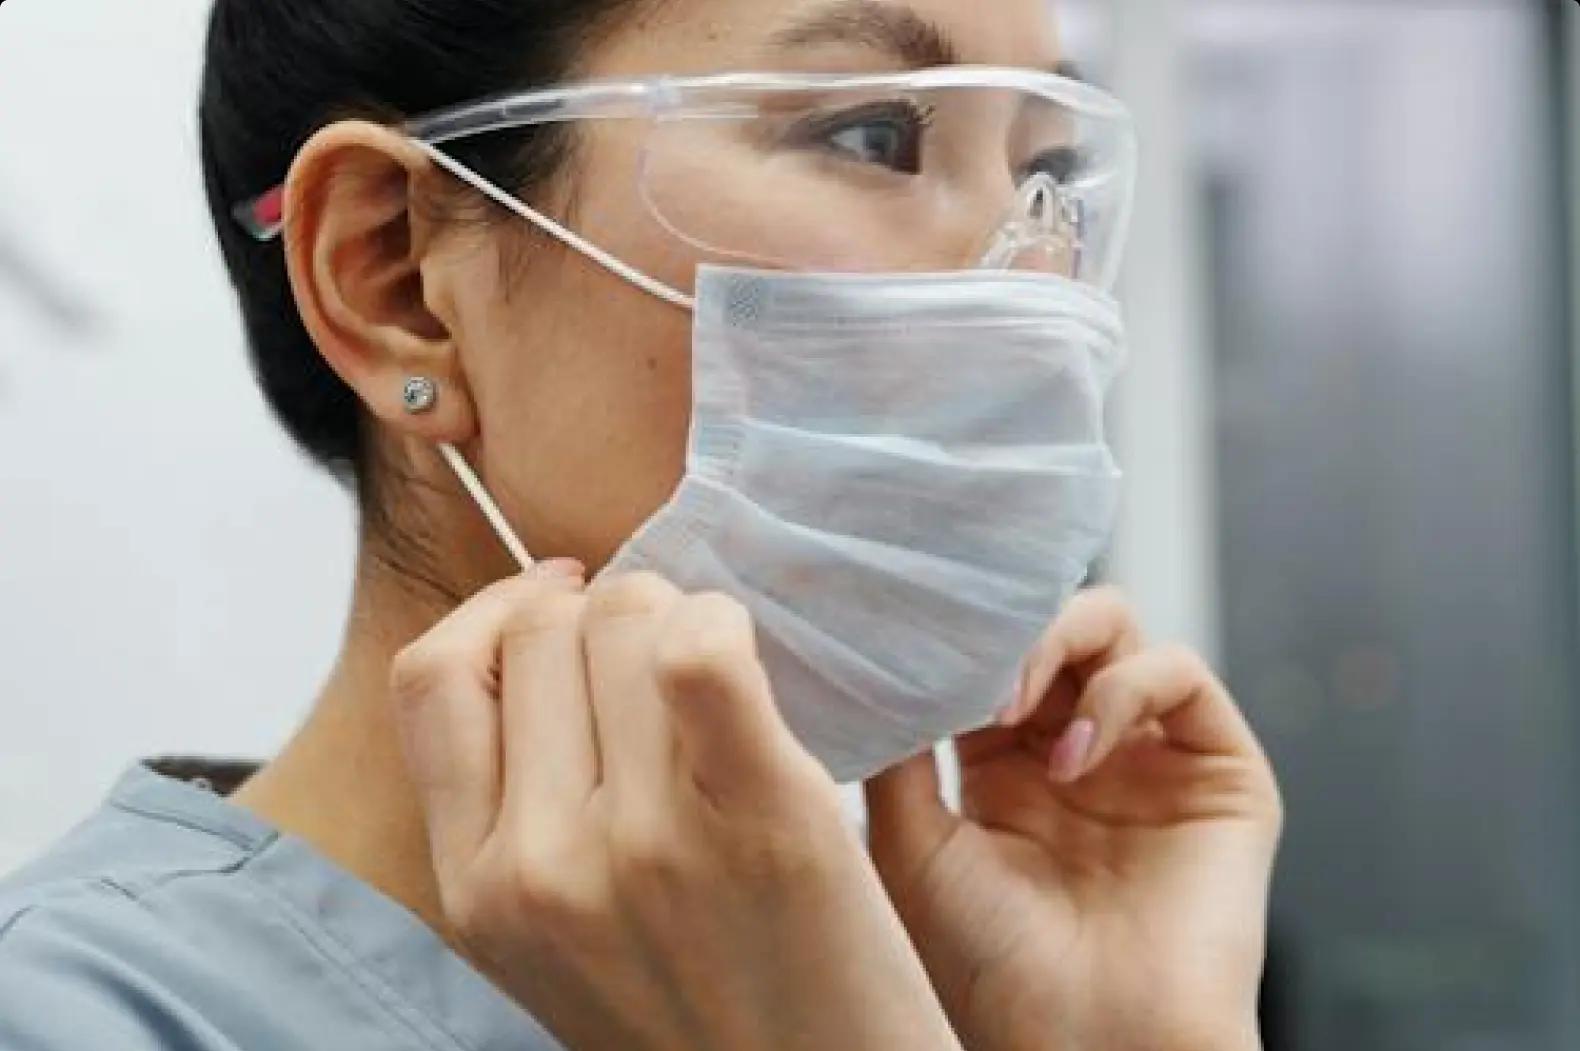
[280,120,476,443]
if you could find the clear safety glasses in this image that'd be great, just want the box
[235,66,1137,290]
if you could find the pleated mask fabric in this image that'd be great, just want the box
[605,264,1127,781]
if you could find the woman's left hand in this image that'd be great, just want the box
[864,587,1283,1051]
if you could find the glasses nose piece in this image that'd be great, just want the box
[1022,172,1059,233]
[976,172,1087,275]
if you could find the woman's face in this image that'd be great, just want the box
[416,0,1067,575]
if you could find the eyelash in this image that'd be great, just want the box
[785,98,937,175]
[1023,146,1088,185]
[781,101,1093,187]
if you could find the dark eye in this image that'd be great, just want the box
[1024,145,1088,185]
[790,99,935,175]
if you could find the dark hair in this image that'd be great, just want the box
[199,0,639,489]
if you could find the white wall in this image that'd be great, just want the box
[0,0,356,874]
[1105,0,1220,660]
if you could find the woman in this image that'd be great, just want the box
[0,0,1282,1048]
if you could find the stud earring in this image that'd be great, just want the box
[402,376,438,414]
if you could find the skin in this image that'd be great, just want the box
[867,588,1280,1051]
[231,0,1283,1048]
[387,564,963,1051]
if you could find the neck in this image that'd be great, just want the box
[231,539,465,938]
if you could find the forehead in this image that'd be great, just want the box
[592,0,1063,79]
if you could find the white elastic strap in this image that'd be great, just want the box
[419,141,695,573]
[438,442,535,571]
[415,141,696,311]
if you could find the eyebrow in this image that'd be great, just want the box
[769,1,962,69]
[769,1,1079,79]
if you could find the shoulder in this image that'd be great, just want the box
[0,763,493,1051]
[0,767,272,1050]
[0,878,236,1049]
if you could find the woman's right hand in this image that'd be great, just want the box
[390,563,961,1051]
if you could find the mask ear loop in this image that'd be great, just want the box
[438,443,535,571]
[412,141,696,572]
[413,141,696,311]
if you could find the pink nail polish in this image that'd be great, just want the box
[1049,718,1096,783]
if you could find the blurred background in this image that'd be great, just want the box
[2,0,1577,1048]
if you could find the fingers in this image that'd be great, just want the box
[1000,586,1144,728]
[652,591,806,799]
[863,750,952,875]
[498,570,599,833]
[581,573,686,797]
[390,562,583,884]
[399,562,820,890]
[1050,645,1261,784]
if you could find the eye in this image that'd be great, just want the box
[789,99,936,175]
[1023,145,1088,185]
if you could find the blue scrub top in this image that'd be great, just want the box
[0,759,565,1050]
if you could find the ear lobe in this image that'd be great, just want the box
[281,120,477,443]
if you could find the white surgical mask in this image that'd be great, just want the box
[422,143,1127,782]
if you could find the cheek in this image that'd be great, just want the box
[457,121,709,570]
[466,243,696,571]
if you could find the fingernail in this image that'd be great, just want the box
[533,558,585,580]
[1049,718,1096,783]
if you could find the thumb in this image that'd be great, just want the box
[864,749,953,880]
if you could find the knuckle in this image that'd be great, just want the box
[1080,583,1134,617]
[653,637,734,699]
[505,860,563,915]
[1158,643,1211,682]
[654,594,756,691]
[498,838,582,917]
[479,573,541,604]
[584,571,678,622]
[609,817,689,889]
[1047,586,1142,657]
[499,591,585,644]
